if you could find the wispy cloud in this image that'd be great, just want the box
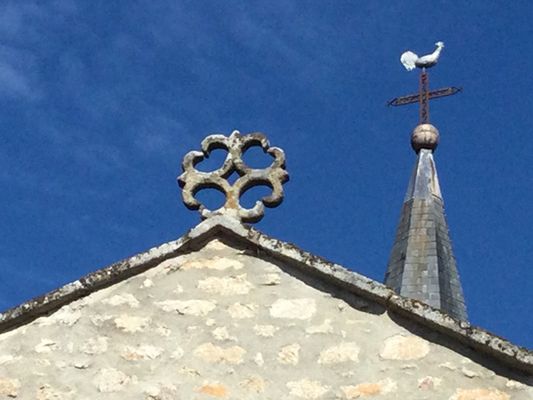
[0,1,78,101]
[0,61,34,99]
[133,110,191,156]
[0,42,42,100]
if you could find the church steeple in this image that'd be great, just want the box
[384,123,467,320]
[386,42,467,320]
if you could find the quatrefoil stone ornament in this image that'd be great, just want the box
[178,130,289,223]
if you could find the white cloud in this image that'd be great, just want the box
[134,112,191,156]
[0,61,34,99]
[0,1,79,100]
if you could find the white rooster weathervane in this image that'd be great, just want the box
[389,41,461,124]
[400,41,445,71]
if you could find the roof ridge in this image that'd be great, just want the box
[1,215,531,374]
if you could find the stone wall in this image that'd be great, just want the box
[0,239,531,399]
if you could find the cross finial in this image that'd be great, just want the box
[389,41,461,152]
[178,130,289,223]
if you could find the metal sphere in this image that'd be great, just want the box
[411,123,439,153]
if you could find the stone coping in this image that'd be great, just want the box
[0,215,531,375]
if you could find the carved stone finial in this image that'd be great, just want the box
[178,130,289,223]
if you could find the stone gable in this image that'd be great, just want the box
[0,235,531,399]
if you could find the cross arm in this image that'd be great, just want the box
[388,86,462,107]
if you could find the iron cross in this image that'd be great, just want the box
[388,69,461,124]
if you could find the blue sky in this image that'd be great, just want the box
[0,1,532,348]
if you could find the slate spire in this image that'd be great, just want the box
[384,124,467,320]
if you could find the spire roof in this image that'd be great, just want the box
[384,124,467,321]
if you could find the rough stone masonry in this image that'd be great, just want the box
[0,237,531,399]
